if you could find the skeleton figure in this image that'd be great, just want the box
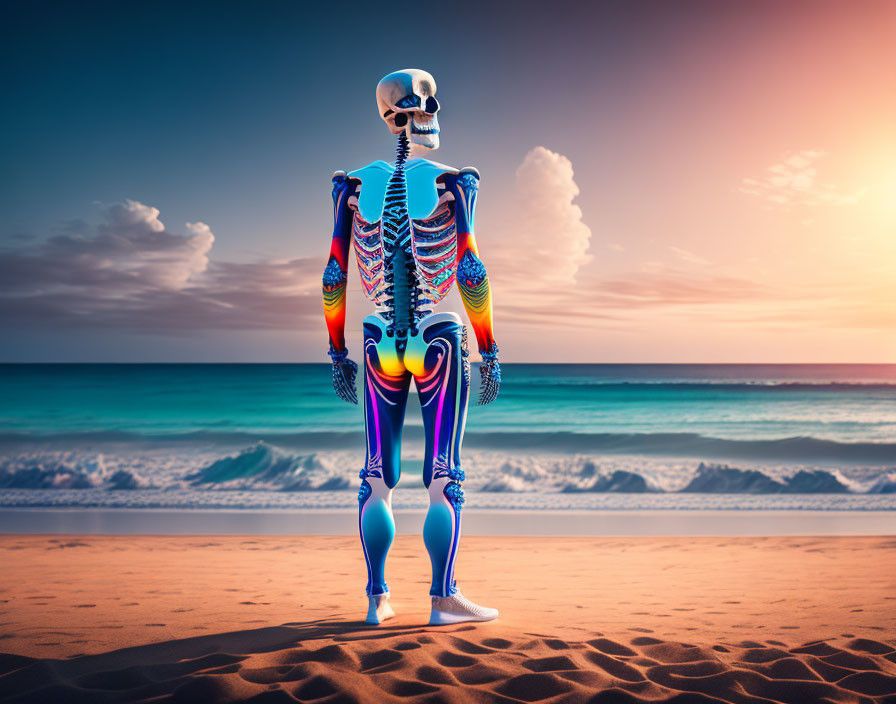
[322,69,500,625]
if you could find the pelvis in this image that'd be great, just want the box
[363,312,464,379]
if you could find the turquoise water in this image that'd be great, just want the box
[3,363,896,444]
[1,364,895,510]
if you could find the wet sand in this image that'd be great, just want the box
[2,508,895,535]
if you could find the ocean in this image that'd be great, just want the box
[1,364,895,518]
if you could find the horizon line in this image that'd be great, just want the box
[1,361,894,367]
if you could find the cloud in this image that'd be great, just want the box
[3,162,872,345]
[495,268,786,326]
[490,147,592,287]
[0,200,213,295]
[0,200,322,332]
[1,146,599,336]
[738,150,863,207]
[3,154,756,338]
[596,270,775,306]
[476,148,794,326]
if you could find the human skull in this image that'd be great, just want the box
[376,69,440,150]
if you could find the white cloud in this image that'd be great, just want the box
[738,150,863,207]
[478,149,783,323]
[0,199,214,296]
[0,185,815,341]
[0,200,321,331]
[490,146,592,287]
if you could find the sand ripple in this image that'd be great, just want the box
[2,626,895,703]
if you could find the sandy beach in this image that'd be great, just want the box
[1,534,895,702]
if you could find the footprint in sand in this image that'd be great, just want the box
[382,679,440,696]
[394,642,421,651]
[588,638,637,657]
[448,636,495,654]
[523,655,580,673]
[436,650,477,668]
[542,639,570,651]
[359,648,405,673]
[497,672,573,701]
[583,651,646,681]
[415,664,455,685]
[293,675,340,700]
[631,637,663,646]
[849,639,895,655]
[456,663,511,685]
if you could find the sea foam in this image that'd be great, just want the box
[2,444,895,513]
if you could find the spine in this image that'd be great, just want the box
[381,133,425,336]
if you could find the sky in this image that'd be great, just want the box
[1,0,894,362]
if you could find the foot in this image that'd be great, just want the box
[429,590,498,625]
[365,592,395,625]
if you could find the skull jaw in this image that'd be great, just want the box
[408,128,439,150]
[407,114,440,150]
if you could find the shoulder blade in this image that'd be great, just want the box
[406,158,458,220]
[347,161,393,222]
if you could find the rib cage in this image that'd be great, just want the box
[411,201,457,303]
[352,215,386,303]
[351,198,458,306]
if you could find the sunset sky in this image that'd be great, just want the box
[1,0,894,362]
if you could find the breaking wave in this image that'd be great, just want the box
[185,443,349,491]
[1,444,894,506]
[0,453,149,491]
[1,430,894,465]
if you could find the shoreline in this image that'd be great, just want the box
[0,507,894,535]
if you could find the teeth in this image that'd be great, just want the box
[411,122,438,134]
[410,114,440,134]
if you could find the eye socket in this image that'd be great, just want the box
[395,94,420,109]
[394,113,408,127]
[424,96,439,114]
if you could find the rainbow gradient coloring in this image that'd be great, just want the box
[320,69,500,621]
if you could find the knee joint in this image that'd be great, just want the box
[430,463,465,514]
[444,480,464,513]
[359,465,389,506]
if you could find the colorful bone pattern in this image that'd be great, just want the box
[411,200,457,302]
[357,313,469,597]
[446,170,496,353]
[324,160,496,356]
[323,172,354,353]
